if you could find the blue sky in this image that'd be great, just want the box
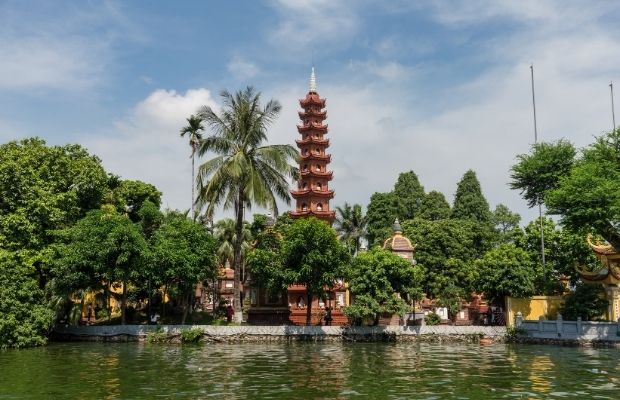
[2,1,620,223]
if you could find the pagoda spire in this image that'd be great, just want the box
[289,68,335,224]
[309,67,317,92]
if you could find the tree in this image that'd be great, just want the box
[402,218,482,311]
[53,209,148,324]
[334,202,367,255]
[492,204,522,244]
[213,218,252,272]
[0,250,54,349]
[344,248,423,325]
[560,283,609,321]
[279,218,350,325]
[111,180,162,221]
[510,140,576,208]
[451,170,491,224]
[393,171,425,220]
[366,192,398,246]
[149,212,217,324]
[196,87,297,322]
[474,244,536,304]
[419,191,451,221]
[179,114,205,220]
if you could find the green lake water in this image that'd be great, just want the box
[1,342,619,399]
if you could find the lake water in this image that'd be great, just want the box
[1,342,619,399]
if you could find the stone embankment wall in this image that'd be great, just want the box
[516,312,620,347]
[52,325,506,343]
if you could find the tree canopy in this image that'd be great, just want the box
[344,248,423,325]
[451,170,491,224]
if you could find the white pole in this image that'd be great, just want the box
[530,65,546,277]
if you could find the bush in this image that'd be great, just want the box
[424,312,441,326]
[180,328,203,343]
[146,329,168,343]
[506,326,527,337]
[560,283,608,321]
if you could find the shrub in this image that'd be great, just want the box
[146,328,168,343]
[506,326,527,337]
[424,312,441,326]
[180,328,203,343]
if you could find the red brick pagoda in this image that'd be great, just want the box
[289,67,335,224]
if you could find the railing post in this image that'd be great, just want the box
[577,317,582,335]
[538,316,544,333]
[515,311,523,328]
[556,313,563,336]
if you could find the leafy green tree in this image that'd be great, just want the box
[0,250,54,349]
[419,190,451,221]
[560,283,609,321]
[112,180,162,221]
[334,202,367,255]
[492,204,522,244]
[366,192,398,246]
[179,114,205,220]
[344,248,423,325]
[510,140,576,207]
[196,87,297,322]
[279,218,350,325]
[53,209,148,324]
[402,218,482,309]
[474,244,536,304]
[451,170,491,224]
[149,212,216,324]
[393,171,426,220]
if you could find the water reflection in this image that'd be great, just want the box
[0,342,619,399]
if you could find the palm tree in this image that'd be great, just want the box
[180,114,205,220]
[196,87,298,322]
[214,218,252,273]
[335,202,367,255]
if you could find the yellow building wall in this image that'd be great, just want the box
[505,296,565,327]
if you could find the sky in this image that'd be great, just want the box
[2,0,620,224]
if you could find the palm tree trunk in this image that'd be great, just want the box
[191,145,196,220]
[233,192,244,323]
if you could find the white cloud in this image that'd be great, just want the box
[347,60,415,81]
[83,88,219,213]
[227,57,260,80]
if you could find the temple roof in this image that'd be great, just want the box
[383,219,416,252]
[587,235,618,255]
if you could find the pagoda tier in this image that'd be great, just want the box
[298,110,327,119]
[295,137,330,147]
[289,68,335,224]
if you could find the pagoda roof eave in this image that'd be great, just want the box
[290,189,335,199]
[300,170,334,179]
[295,138,330,147]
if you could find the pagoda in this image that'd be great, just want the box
[289,67,336,223]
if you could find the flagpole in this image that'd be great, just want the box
[530,65,546,277]
[611,81,616,131]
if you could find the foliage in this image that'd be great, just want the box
[451,170,491,224]
[424,312,441,326]
[334,202,367,254]
[366,191,398,247]
[344,248,423,325]
[180,328,204,343]
[393,171,426,220]
[196,87,297,320]
[279,218,350,325]
[492,204,522,244]
[506,326,528,338]
[213,218,251,267]
[419,191,451,221]
[402,218,487,301]
[52,209,148,324]
[148,212,217,324]
[560,283,609,321]
[179,114,204,219]
[510,131,620,248]
[0,250,54,349]
[112,180,162,221]
[146,328,169,343]
[510,139,576,207]
[474,244,536,303]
